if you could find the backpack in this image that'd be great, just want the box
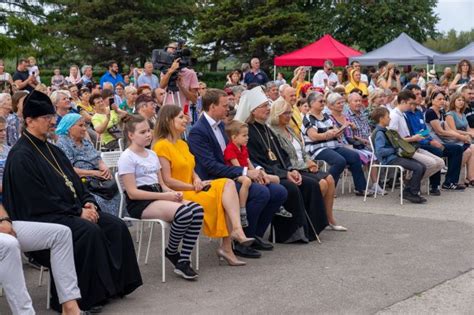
[384,129,416,158]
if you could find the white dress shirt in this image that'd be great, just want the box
[388,107,411,138]
[203,112,226,152]
[312,70,339,88]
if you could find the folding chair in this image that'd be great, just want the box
[100,151,123,173]
[38,266,51,309]
[364,136,405,204]
[115,173,199,282]
[118,138,125,151]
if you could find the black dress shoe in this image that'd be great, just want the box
[251,236,273,251]
[233,243,262,258]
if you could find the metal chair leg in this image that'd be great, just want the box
[195,236,200,271]
[161,226,166,283]
[145,223,155,265]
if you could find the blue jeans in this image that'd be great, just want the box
[420,143,463,185]
[317,147,367,191]
[236,182,287,238]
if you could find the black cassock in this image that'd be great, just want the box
[3,130,142,311]
[247,122,328,243]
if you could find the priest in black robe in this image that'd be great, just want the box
[2,90,142,312]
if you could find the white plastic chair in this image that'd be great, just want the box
[38,266,51,309]
[115,172,199,282]
[364,136,405,204]
[101,151,123,173]
[118,138,125,151]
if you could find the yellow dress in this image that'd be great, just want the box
[153,139,229,238]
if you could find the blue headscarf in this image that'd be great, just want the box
[56,113,82,135]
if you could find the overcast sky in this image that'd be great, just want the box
[434,0,474,32]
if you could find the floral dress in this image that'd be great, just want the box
[56,135,120,216]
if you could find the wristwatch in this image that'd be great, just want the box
[0,216,12,224]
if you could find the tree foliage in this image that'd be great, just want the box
[424,29,474,53]
[1,0,442,71]
[195,0,312,70]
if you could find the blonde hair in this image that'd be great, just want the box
[28,56,36,64]
[225,120,248,139]
[269,97,290,126]
[124,85,137,97]
[35,83,48,94]
[50,90,70,106]
[369,88,385,105]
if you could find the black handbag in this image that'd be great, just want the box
[73,160,118,200]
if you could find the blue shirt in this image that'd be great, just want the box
[99,71,125,87]
[137,73,159,90]
[373,125,397,165]
[244,70,269,85]
[405,109,433,145]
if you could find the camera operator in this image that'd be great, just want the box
[158,42,199,107]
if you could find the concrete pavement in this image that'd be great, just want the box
[1,186,473,314]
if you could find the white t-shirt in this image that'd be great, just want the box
[118,148,161,187]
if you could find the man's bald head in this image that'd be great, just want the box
[282,86,297,106]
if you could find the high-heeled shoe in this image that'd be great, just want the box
[216,248,246,266]
[231,230,255,247]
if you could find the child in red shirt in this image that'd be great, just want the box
[224,121,282,227]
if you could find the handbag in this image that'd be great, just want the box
[73,160,118,200]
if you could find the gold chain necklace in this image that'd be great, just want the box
[23,132,77,199]
[252,123,277,161]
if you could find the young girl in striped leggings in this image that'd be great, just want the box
[118,115,203,280]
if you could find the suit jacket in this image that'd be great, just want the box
[188,115,243,180]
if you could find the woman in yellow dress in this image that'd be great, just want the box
[153,105,254,266]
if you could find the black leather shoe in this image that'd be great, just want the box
[233,243,262,258]
[251,236,273,251]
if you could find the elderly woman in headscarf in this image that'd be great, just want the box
[235,86,329,243]
[56,113,120,216]
[345,69,368,96]
[269,97,346,231]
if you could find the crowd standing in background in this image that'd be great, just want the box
[0,50,473,313]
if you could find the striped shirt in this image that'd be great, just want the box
[302,112,342,159]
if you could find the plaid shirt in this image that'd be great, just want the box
[345,108,371,140]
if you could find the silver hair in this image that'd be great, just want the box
[231,85,245,95]
[307,92,324,106]
[326,92,344,105]
[0,92,10,105]
[50,90,69,105]
[266,81,277,89]
[278,83,290,95]
[81,65,92,74]
[348,92,362,102]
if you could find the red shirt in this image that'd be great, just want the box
[224,142,249,167]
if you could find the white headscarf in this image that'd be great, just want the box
[234,86,269,122]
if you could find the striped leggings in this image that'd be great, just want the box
[167,202,204,263]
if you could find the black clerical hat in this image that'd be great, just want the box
[23,90,56,119]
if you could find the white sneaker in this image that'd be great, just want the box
[372,183,387,195]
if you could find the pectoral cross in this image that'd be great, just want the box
[63,175,77,199]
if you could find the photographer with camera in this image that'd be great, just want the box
[154,42,199,108]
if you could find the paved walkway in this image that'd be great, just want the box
[1,186,473,314]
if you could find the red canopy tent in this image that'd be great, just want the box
[274,34,362,67]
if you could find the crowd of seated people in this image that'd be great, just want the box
[0,55,473,313]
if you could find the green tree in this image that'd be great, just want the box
[302,0,440,52]
[45,0,196,67]
[194,0,312,71]
[425,29,474,53]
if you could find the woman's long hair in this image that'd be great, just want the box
[448,92,467,112]
[456,59,472,75]
[153,104,181,142]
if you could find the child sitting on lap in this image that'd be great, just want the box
[224,120,284,226]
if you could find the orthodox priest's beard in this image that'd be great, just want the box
[46,131,56,140]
